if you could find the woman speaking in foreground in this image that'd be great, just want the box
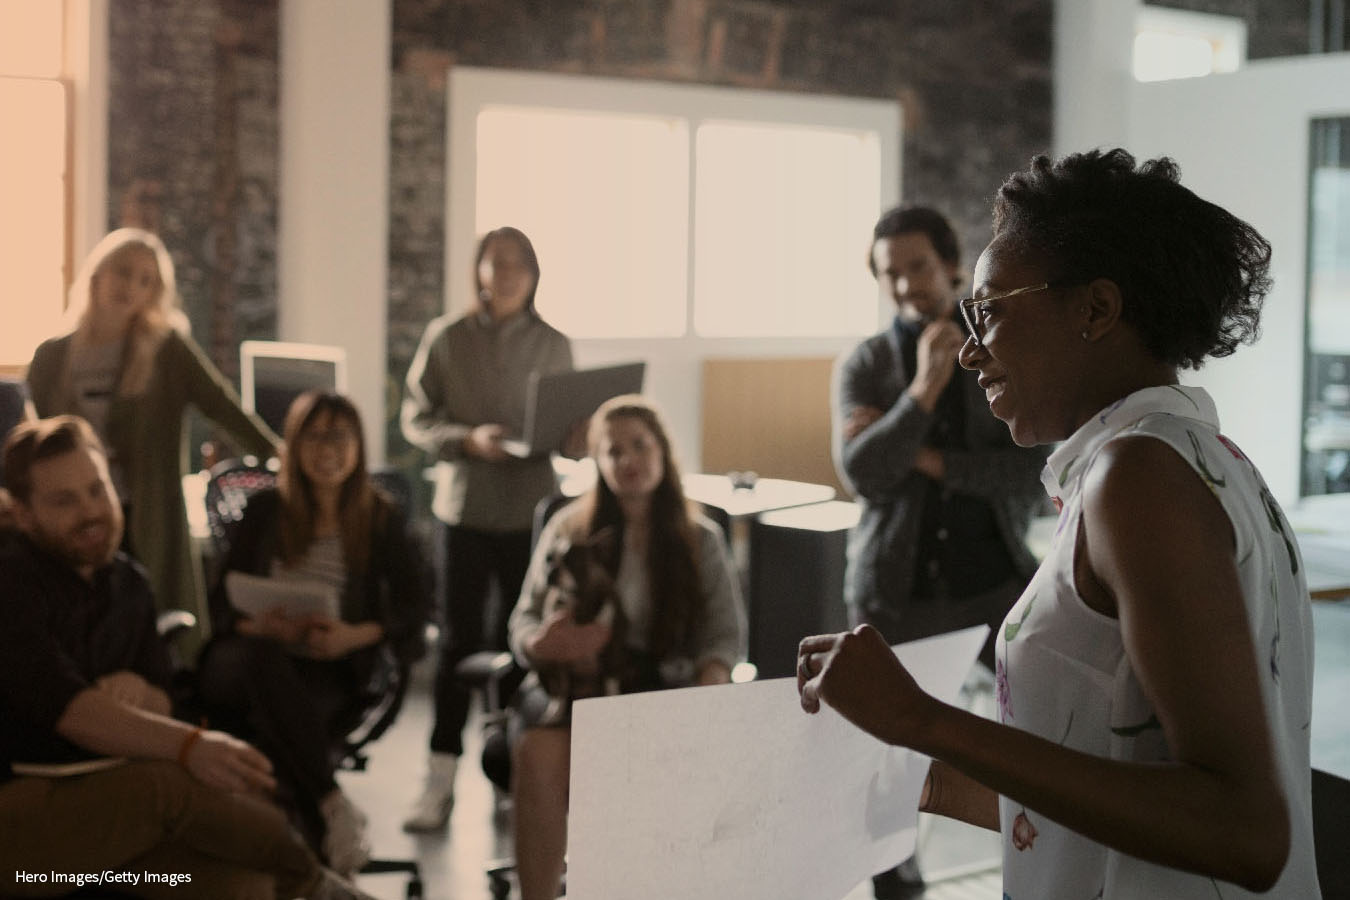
[798,148,1319,898]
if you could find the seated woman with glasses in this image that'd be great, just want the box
[508,395,746,900]
[798,149,1320,898]
[196,391,428,878]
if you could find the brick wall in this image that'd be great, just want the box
[1148,0,1312,58]
[108,0,279,462]
[107,0,280,382]
[384,0,1055,465]
[106,0,1311,466]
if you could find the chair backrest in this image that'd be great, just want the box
[342,469,419,768]
[203,458,278,558]
[369,466,414,522]
[0,378,31,486]
[338,647,409,771]
[532,492,576,551]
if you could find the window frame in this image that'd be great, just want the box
[445,66,901,340]
[0,0,107,375]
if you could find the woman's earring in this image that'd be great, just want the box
[1081,330,1090,340]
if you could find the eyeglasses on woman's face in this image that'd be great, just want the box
[300,428,358,449]
[959,282,1063,348]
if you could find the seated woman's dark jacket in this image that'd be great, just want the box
[208,487,427,682]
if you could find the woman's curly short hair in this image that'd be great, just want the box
[993,148,1271,369]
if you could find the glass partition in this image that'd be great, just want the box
[1304,117,1350,496]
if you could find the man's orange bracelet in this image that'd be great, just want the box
[177,727,204,766]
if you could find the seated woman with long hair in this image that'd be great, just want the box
[197,391,428,877]
[507,395,746,900]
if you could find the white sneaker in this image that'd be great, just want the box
[319,789,371,876]
[401,752,458,832]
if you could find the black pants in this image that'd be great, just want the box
[428,523,532,756]
[196,635,361,845]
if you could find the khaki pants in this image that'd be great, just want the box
[0,760,319,899]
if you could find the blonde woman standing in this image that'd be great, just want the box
[27,228,279,657]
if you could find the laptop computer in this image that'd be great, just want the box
[502,362,646,458]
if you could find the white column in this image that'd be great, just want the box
[69,0,109,261]
[1054,0,1137,157]
[278,0,390,463]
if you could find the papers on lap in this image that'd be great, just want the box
[225,571,339,620]
[11,757,128,777]
[568,626,988,900]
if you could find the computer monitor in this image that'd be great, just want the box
[239,340,347,435]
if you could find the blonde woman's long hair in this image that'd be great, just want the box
[60,228,189,401]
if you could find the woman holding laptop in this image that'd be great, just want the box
[400,225,578,831]
[197,391,427,876]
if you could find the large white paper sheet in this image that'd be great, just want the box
[568,626,988,900]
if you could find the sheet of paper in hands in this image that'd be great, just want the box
[567,626,988,900]
[225,571,340,620]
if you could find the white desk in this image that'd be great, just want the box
[1287,494,1350,601]
[680,472,836,519]
[549,461,837,520]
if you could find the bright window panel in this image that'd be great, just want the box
[1309,166,1350,354]
[475,107,689,339]
[0,77,66,364]
[1132,8,1244,83]
[0,0,63,77]
[1133,32,1219,82]
[693,121,880,337]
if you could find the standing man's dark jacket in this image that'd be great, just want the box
[833,320,1047,631]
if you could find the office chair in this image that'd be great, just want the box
[0,375,29,431]
[202,457,279,566]
[200,459,425,899]
[0,377,32,490]
[334,645,424,899]
[369,466,414,517]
